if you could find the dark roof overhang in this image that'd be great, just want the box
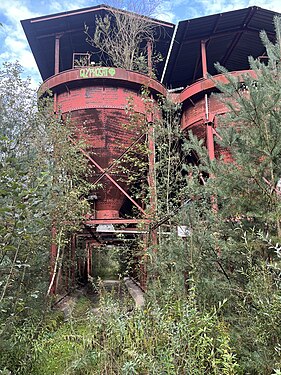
[163,6,280,89]
[21,4,175,81]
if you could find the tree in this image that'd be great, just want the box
[181,16,281,374]
[84,0,161,73]
[0,62,90,372]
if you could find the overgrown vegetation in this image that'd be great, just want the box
[0,62,90,373]
[175,17,281,373]
[1,14,281,375]
[26,291,238,375]
[84,0,162,74]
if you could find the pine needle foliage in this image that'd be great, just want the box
[181,16,281,374]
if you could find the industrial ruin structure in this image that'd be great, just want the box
[22,5,279,292]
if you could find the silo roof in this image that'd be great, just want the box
[163,6,280,89]
[21,4,175,81]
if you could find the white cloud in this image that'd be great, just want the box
[0,0,100,88]
[48,0,96,13]
[0,0,38,22]
[155,5,176,23]
[248,0,281,13]
[185,0,281,19]
[1,0,281,90]
[154,0,187,23]
[0,0,40,87]
[0,0,93,87]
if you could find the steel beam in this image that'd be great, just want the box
[201,40,208,79]
[91,133,146,186]
[50,226,57,294]
[54,34,63,75]
[84,219,150,225]
[147,96,157,249]
[69,138,148,216]
[147,40,153,77]
[221,7,257,66]
[40,67,167,97]
[206,123,215,161]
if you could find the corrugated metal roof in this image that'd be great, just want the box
[163,6,280,89]
[21,4,175,81]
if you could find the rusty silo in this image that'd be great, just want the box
[21,4,174,291]
[162,7,277,162]
[41,67,166,219]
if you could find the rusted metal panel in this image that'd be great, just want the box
[40,67,167,97]
[178,70,256,104]
[180,70,255,161]
[49,68,164,220]
[57,86,146,114]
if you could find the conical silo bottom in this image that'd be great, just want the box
[90,175,130,219]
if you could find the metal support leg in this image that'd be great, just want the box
[50,226,57,295]
[140,233,148,291]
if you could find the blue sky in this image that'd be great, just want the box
[1,0,281,88]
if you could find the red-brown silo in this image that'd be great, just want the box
[178,71,254,163]
[41,67,166,219]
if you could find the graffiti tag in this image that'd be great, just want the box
[79,67,116,78]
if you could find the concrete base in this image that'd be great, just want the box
[124,277,145,308]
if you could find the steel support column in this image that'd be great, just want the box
[86,242,91,279]
[50,226,57,295]
[71,234,76,287]
[147,102,157,249]
[140,232,148,290]
[206,123,215,161]
[54,34,62,75]
[201,40,208,78]
[147,40,153,77]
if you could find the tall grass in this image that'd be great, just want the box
[28,284,239,375]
